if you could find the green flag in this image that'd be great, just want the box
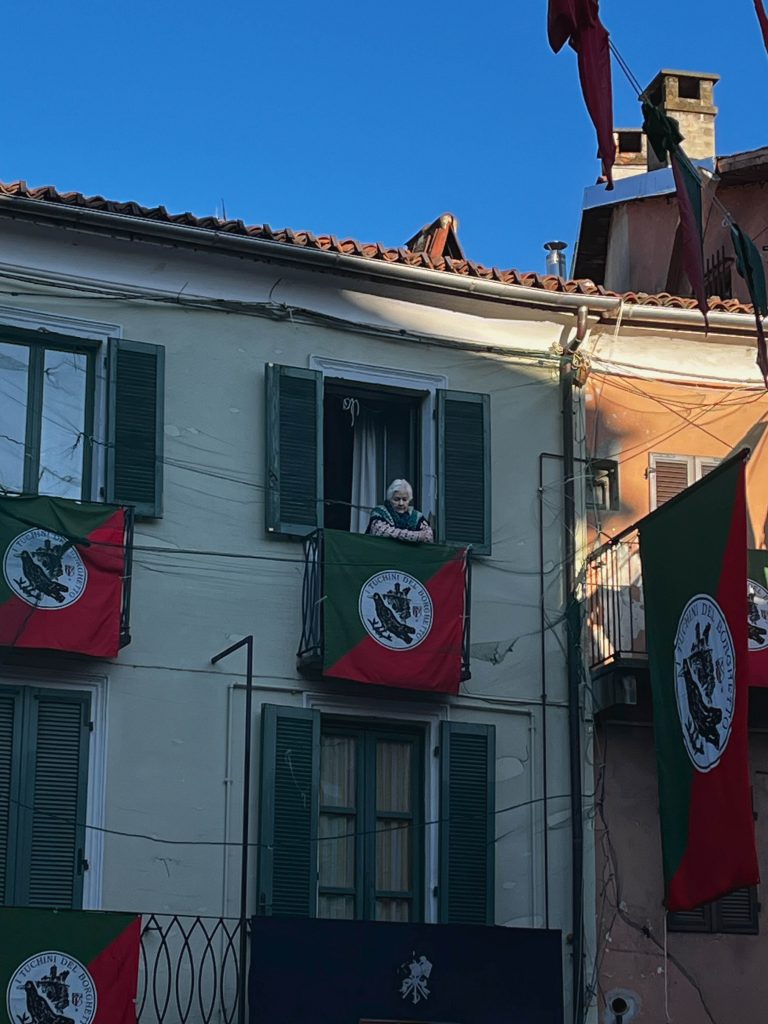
[638,454,759,910]
[730,223,768,385]
[1,908,140,1024]
[323,530,468,694]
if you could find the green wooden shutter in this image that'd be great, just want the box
[265,364,323,536]
[257,705,320,916]
[438,721,495,924]
[437,390,491,554]
[0,689,22,906]
[23,691,91,908]
[667,904,710,932]
[107,339,165,517]
[714,887,759,934]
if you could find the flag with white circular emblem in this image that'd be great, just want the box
[0,495,126,658]
[323,530,468,694]
[638,452,759,912]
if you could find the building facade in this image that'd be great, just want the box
[0,186,606,1022]
[582,309,768,1022]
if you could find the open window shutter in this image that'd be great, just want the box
[265,364,323,536]
[257,705,320,916]
[714,887,759,934]
[24,691,90,908]
[438,721,495,924]
[0,689,21,905]
[650,455,691,509]
[437,391,491,554]
[107,339,165,517]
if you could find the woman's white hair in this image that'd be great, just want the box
[387,479,413,502]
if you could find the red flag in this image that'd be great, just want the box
[0,495,126,658]
[548,0,616,188]
[638,455,759,910]
[755,0,768,53]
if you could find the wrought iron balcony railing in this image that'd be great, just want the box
[297,529,472,680]
[120,505,135,648]
[584,529,647,670]
[138,913,243,1024]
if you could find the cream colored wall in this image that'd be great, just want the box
[0,219,595,1017]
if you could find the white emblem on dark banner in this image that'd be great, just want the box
[359,571,433,650]
[6,950,97,1024]
[674,594,736,772]
[398,953,433,1004]
[2,529,87,610]
[748,577,768,652]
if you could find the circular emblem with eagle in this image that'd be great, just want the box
[6,950,97,1024]
[359,571,433,650]
[674,594,736,773]
[748,577,768,652]
[3,528,87,610]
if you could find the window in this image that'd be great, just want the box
[257,706,495,924]
[0,337,96,499]
[668,887,759,934]
[323,383,421,534]
[649,454,721,510]
[318,723,423,921]
[587,459,619,511]
[265,363,491,553]
[0,328,165,517]
[0,685,91,908]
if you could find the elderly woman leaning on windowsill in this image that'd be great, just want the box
[366,479,434,544]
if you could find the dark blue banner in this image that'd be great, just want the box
[250,917,563,1023]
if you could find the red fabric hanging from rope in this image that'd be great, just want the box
[754,0,768,53]
[548,0,616,189]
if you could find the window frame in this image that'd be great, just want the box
[1,329,100,500]
[649,453,722,510]
[309,356,449,524]
[586,458,620,512]
[0,307,119,501]
[318,718,426,923]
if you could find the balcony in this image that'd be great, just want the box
[297,528,472,683]
[584,529,647,681]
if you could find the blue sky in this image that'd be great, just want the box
[2,1,765,277]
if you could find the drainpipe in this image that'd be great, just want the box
[561,306,588,1023]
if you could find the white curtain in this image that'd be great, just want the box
[350,410,380,533]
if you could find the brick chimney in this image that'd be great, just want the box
[644,70,719,171]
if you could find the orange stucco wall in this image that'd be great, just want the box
[586,373,768,548]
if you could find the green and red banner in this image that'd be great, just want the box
[0,908,140,1024]
[748,548,768,686]
[638,454,759,911]
[0,495,125,658]
[323,530,468,694]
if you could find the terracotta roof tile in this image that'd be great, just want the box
[0,179,758,318]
